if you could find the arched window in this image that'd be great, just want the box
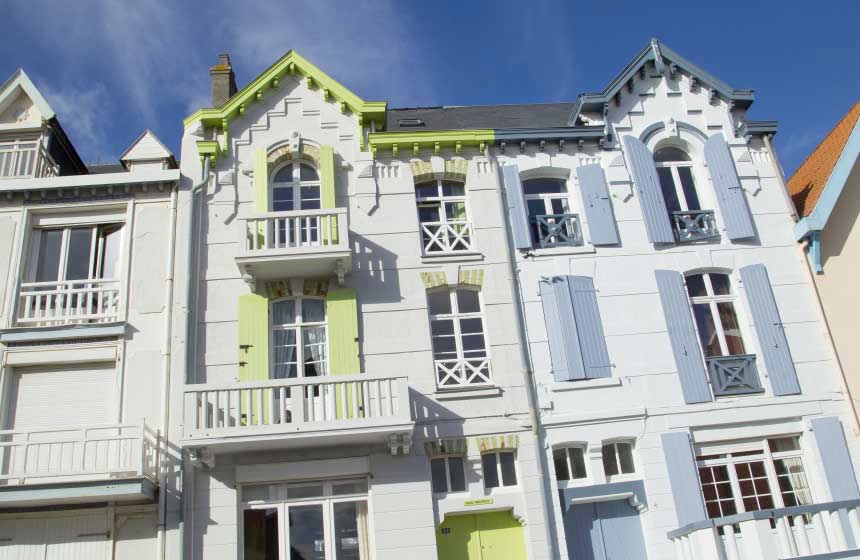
[522,177,580,248]
[685,272,745,357]
[270,297,327,379]
[271,163,321,212]
[654,147,700,213]
[415,180,472,253]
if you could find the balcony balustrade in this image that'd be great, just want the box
[0,140,58,179]
[434,358,492,389]
[672,210,720,242]
[532,213,584,249]
[16,278,121,327]
[421,220,475,254]
[706,354,764,397]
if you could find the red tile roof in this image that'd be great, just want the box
[788,102,860,217]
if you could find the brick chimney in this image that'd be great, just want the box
[209,53,237,107]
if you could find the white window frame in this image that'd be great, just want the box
[654,148,700,212]
[696,436,814,519]
[26,224,125,284]
[427,287,492,389]
[270,161,322,212]
[430,455,467,495]
[686,272,747,358]
[553,444,589,484]
[269,296,328,380]
[415,179,474,254]
[240,477,373,560]
[601,440,636,480]
[481,450,518,490]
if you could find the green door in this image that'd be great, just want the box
[435,511,527,560]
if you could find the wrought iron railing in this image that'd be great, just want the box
[706,354,763,397]
[672,210,719,242]
[533,213,583,248]
[434,358,492,389]
[421,221,474,254]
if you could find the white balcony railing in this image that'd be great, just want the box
[16,278,122,327]
[0,423,158,486]
[243,209,347,253]
[0,141,58,179]
[435,358,492,389]
[421,221,475,254]
[184,373,411,441]
[670,500,860,560]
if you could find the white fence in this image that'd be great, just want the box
[184,373,410,439]
[0,423,158,485]
[16,278,121,326]
[242,209,347,252]
[0,141,58,179]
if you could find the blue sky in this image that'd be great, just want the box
[2,1,858,176]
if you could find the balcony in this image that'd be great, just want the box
[236,209,351,283]
[435,358,492,389]
[15,278,122,327]
[672,210,720,243]
[670,500,860,559]
[532,213,584,249]
[0,422,158,508]
[0,140,58,179]
[421,220,475,255]
[183,373,413,454]
[707,354,764,397]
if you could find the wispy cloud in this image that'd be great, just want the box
[39,81,112,163]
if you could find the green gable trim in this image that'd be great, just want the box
[368,129,494,157]
[184,51,387,133]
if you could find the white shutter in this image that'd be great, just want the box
[0,514,109,560]
[0,518,45,559]
[11,365,115,431]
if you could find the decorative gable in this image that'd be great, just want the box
[0,69,55,127]
[120,130,177,170]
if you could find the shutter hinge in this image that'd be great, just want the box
[239,361,248,367]
[239,344,253,350]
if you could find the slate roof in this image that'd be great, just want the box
[386,103,576,132]
[788,102,860,217]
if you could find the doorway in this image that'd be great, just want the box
[435,510,527,560]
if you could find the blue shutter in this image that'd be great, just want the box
[811,417,860,501]
[623,135,674,244]
[540,277,585,381]
[570,276,611,378]
[655,270,711,404]
[704,133,755,240]
[576,164,619,245]
[661,431,708,527]
[501,164,532,250]
[739,264,801,396]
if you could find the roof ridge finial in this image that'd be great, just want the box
[650,38,665,74]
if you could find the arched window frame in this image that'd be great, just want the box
[270,162,321,212]
[653,146,701,213]
[269,296,328,379]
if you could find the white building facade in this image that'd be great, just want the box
[0,70,183,559]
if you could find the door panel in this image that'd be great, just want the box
[595,500,647,560]
[567,504,605,560]
[288,504,326,560]
[435,515,477,560]
[474,512,527,560]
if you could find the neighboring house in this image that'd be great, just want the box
[0,70,182,559]
[788,102,860,426]
[178,41,860,560]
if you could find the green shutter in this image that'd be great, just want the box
[319,145,338,243]
[253,148,269,212]
[238,293,269,424]
[326,288,360,419]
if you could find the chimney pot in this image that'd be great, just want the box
[210,53,238,107]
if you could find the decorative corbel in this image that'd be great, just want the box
[190,447,215,470]
[479,141,486,153]
[255,90,262,102]
[709,88,717,104]
[392,144,398,157]
[288,62,296,74]
[613,92,620,107]
[455,141,462,154]
[539,140,546,152]
[669,63,678,80]
[221,118,229,138]
[519,141,526,153]
[690,76,698,91]
[499,141,506,154]
[239,104,246,115]
[577,139,584,151]
[339,101,346,113]
[272,76,279,89]
[241,271,256,293]
[307,76,316,89]
[639,66,646,80]
[598,137,606,149]
[627,80,634,94]
[434,141,440,156]
[413,143,420,157]
[336,261,347,286]
[558,139,565,152]
[323,88,331,101]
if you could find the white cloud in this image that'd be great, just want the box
[39,81,113,163]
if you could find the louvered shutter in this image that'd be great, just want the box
[811,417,860,501]
[704,134,755,240]
[539,277,585,381]
[319,145,338,242]
[327,288,361,419]
[253,148,268,212]
[661,431,708,526]
[576,164,619,245]
[501,164,532,250]
[569,276,611,378]
[623,136,674,243]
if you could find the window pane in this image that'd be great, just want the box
[448,456,466,492]
[654,147,691,162]
[273,164,293,182]
[34,229,63,282]
[461,334,486,355]
[686,274,707,298]
[716,302,746,355]
[549,197,569,214]
[500,452,517,486]
[553,449,570,481]
[482,454,499,488]
[302,299,326,323]
[459,318,484,335]
[272,329,298,379]
[657,167,681,213]
[617,443,635,474]
[774,457,811,507]
[431,459,448,493]
[456,289,481,314]
[332,480,368,495]
[431,335,457,359]
[693,303,721,357]
[768,437,801,453]
[418,204,441,223]
[526,199,547,220]
[302,327,327,377]
[288,504,326,559]
[333,501,369,560]
[710,274,731,296]
[428,291,452,315]
[415,182,437,200]
[300,185,321,210]
[273,300,296,325]
[677,167,700,211]
[287,483,325,500]
[430,319,454,336]
[441,182,465,197]
[570,447,587,479]
[444,202,467,221]
[300,164,319,181]
[602,444,619,476]
[97,225,122,279]
[272,186,294,211]
[65,227,94,280]
[243,508,279,560]
[523,178,565,195]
